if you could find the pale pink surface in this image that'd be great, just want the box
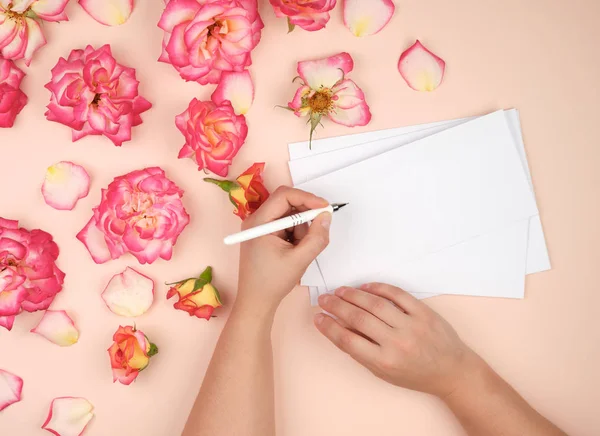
[0,1,599,435]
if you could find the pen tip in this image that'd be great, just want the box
[333,203,348,212]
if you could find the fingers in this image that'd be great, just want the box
[334,287,405,328]
[360,283,428,316]
[318,293,390,343]
[294,212,331,265]
[314,313,379,365]
[246,186,328,228]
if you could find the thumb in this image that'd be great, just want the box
[295,212,331,265]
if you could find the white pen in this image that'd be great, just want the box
[223,203,348,245]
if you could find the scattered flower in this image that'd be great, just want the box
[176,98,248,177]
[0,0,69,65]
[79,0,135,26]
[211,71,254,116]
[0,369,23,412]
[0,58,27,128]
[0,218,65,331]
[343,0,395,37]
[45,44,152,147]
[108,325,158,385]
[77,167,190,265]
[102,267,154,317]
[269,0,337,32]
[205,163,269,220]
[30,310,79,347]
[42,397,94,435]
[158,0,264,85]
[286,52,371,146]
[41,162,91,211]
[167,267,222,320]
[398,40,446,92]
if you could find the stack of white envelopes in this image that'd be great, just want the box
[287,110,551,305]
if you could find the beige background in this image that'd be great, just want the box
[1,0,599,435]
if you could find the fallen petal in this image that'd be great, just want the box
[398,40,446,92]
[31,310,79,347]
[211,71,254,116]
[78,0,134,26]
[0,369,23,412]
[76,217,113,264]
[102,267,154,317]
[343,0,395,37]
[42,397,94,436]
[0,316,15,331]
[42,161,91,211]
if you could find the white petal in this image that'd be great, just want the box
[42,397,94,436]
[102,267,154,317]
[343,0,395,37]
[0,370,23,412]
[398,40,446,92]
[30,310,79,347]
[78,0,134,26]
[211,71,254,115]
[42,161,91,211]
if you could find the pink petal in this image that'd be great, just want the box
[297,52,354,89]
[0,316,15,331]
[102,267,154,317]
[30,310,79,347]
[41,161,91,211]
[328,100,371,127]
[76,217,113,264]
[211,71,254,116]
[343,0,395,37]
[78,0,134,26]
[31,0,70,21]
[0,369,23,412]
[398,40,446,92]
[22,18,46,67]
[42,397,94,436]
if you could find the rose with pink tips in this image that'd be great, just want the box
[286,52,371,146]
[398,40,446,92]
[0,0,69,65]
[42,397,94,435]
[44,44,152,147]
[0,58,27,128]
[343,0,395,37]
[79,0,135,26]
[77,167,190,265]
[157,0,264,85]
[269,0,337,32]
[0,369,23,412]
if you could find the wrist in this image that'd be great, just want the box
[441,350,494,405]
[231,293,280,324]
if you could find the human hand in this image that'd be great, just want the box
[236,186,332,315]
[314,283,481,398]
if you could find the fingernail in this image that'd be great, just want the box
[361,283,371,290]
[314,313,324,325]
[335,287,347,296]
[321,213,331,230]
[318,294,331,305]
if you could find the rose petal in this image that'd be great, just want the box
[22,18,46,67]
[76,217,113,264]
[30,310,79,347]
[102,267,154,317]
[0,316,15,331]
[42,397,94,436]
[327,100,371,127]
[0,369,23,412]
[297,52,354,89]
[343,0,395,37]
[42,161,91,211]
[211,71,254,116]
[78,0,134,26]
[397,40,446,92]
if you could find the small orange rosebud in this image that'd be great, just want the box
[166,267,223,320]
[107,325,157,385]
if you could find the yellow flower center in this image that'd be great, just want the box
[308,90,333,114]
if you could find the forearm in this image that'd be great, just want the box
[443,353,566,436]
[182,302,277,436]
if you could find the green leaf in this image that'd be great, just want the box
[199,266,213,283]
[148,342,159,357]
[287,17,296,33]
[192,278,208,293]
[204,178,239,193]
[309,113,322,150]
[213,286,223,305]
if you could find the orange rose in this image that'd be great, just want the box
[167,267,223,320]
[204,162,270,220]
[107,326,158,385]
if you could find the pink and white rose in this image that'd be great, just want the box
[0,58,27,128]
[158,0,263,84]
[0,0,69,65]
[44,44,152,147]
[0,218,65,331]
[269,0,337,32]
[175,98,248,177]
[77,167,190,265]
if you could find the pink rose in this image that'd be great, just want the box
[269,0,337,31]
[44,44,152,147]
[0,0,69,65]
[175,98,248,177]
[0,218,65,331]
[158,0,264,84]
[0,58,27,128]
[77,167,191,265]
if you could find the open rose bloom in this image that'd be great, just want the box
[158,0,263,84]
[269,0,336,32]
[167,266,223,320]
[77,167,190,265]
[287,52,371,145]
[0,0,69,65]
[205,162,269,220]
[0,58,27,128]
[45,44,152,146]
[108,325,158,385]
[0,218,65,331]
